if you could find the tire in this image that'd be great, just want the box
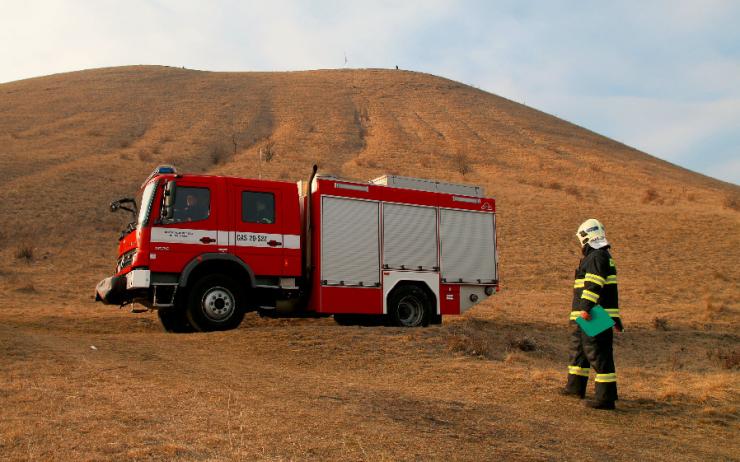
[334,314,384,326]
[185,274,246,332]
[333,314,358,326]
[157,308,195,333]
[387,284,432,327]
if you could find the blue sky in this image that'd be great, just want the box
[1,1,738,184]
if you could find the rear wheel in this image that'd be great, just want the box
[333,314,358,326]
[334,314,384,326]
[387,285,432,327]
[185,274,245,332]
[157,308,195,333]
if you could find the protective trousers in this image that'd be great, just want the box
[565,322,618,402]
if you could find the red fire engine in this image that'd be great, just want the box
[96,165,499,332]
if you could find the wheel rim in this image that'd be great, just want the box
[397,295,425,326]
[201,286,235,322]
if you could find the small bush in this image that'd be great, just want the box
[642,188,663,204]
[260,140,275,163]
[445,319,496,359]
[652,317,669,331]
[671,346,686,370]
[704,295,724,319]
[506,335,538,352]
[138,150,152,162]
[723,194,739,212]
[547,182,562,190]
[454,152,471,176]
[211,145,228,165]
[565,186,581,198]
[15,283,36,293]
[119,138,131,149]
[15,246,33,262]
[707,348,740,370]
[364,159,379,169]
[354,107,370,141]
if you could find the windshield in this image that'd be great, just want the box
[137,180,158,227]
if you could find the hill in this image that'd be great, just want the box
[0,66,738,460]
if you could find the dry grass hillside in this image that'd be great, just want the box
[0,66,738,460]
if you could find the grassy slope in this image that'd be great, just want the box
[0,66,738,460]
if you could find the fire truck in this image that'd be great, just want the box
[95,165,499,332]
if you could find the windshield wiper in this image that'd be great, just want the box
[118,221,137,241]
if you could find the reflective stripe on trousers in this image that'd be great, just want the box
[595,372,617,383]
[568,366,590,377]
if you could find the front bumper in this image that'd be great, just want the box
[95,269,151,305]
[95,275,127,305]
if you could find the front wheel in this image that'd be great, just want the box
[387,285,432,327]
[185,274,245,332]
[157,307,195,333]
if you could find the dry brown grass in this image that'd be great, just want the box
[0,65,738,461]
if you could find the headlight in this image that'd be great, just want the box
[116,249,137,273]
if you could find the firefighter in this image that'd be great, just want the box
[561,218,623,410]
[180,193,208,222]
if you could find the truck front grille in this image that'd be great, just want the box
[117,249,136,273]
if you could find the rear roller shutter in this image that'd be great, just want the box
[440,209,496,283]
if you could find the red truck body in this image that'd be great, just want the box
[96,166,499,331]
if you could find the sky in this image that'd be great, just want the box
[1,0,738,184]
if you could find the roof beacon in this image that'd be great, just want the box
[142,165,177,187]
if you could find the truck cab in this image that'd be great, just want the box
[96,166,303,331]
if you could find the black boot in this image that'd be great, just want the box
[559,388,585,399]
[584,400,615,410]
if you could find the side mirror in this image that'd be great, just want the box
[163,181,177,221]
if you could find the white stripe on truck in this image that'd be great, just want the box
[151,227,300,249]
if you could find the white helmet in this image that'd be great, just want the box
[576,218,608,248]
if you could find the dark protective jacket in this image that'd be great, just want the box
[571,245,622,330]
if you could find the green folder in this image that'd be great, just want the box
[575,305,615,337]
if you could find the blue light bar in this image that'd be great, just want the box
[156,165,177,174]
[141,165,178,188]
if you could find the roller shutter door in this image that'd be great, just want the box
[440,210,496,283]
[321,196,380,286]
[383,203,438,270]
